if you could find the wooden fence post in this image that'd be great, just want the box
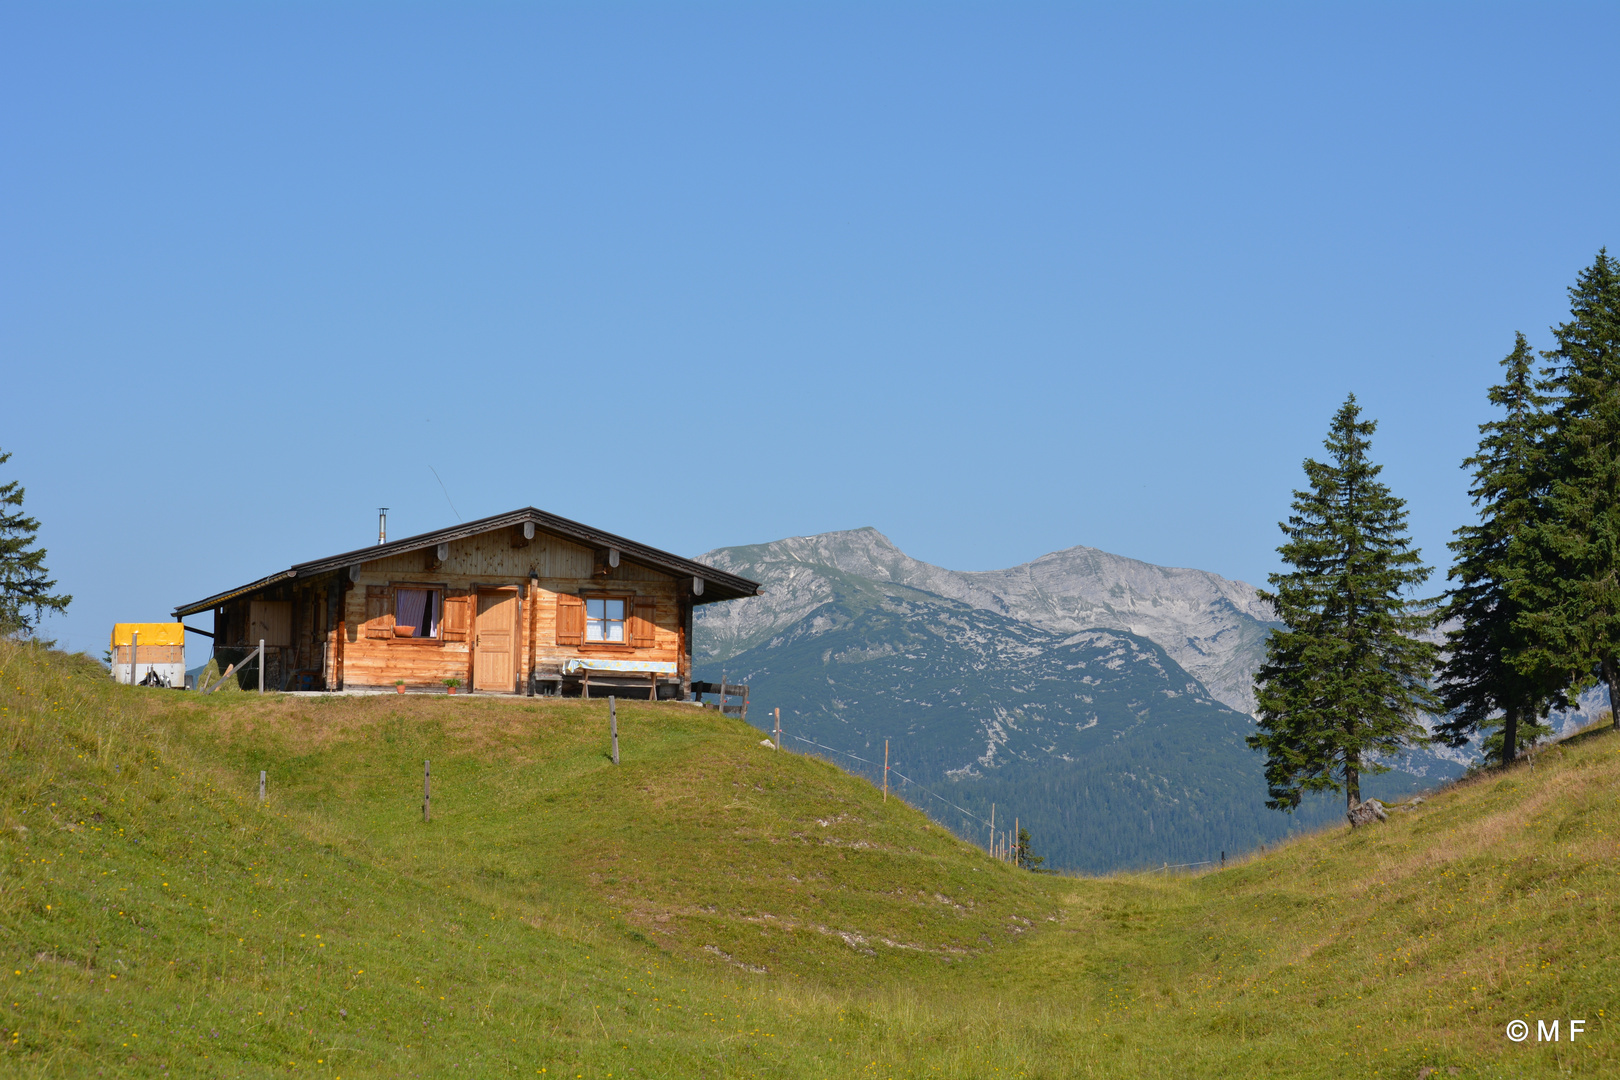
[774,707,781,752]
[423,760,431,822]
[258,639,266,693]
[610,695,619,765]
[259,770,266,802]
[883,739,889,802]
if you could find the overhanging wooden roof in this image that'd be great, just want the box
[172,507,759,618]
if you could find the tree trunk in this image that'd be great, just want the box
[1605,656,1620,730]
[1345,758,1361,810]
[1502,707,1518,766]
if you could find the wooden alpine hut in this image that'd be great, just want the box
[170,507,759,697]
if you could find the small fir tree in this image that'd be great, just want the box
[0,448,71,635]
[1012,827,1047,873]
[1248,396,1440,812]
[1513,250,1620,729]
[1436,334,1563,764]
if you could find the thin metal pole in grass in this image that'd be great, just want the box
[424,760,431,822]
[774,707,781,752]
[610,695,619,765]
[883,739,889,802]
[259,770,266,802]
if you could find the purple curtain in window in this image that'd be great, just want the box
[395,589,428,637]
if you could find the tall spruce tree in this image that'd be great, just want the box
[1248,396,1440,812]
[1514,250,1620,729]
[0,448,72,635]
[1436,334,1563,764]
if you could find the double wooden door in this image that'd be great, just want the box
[474,588,518,693]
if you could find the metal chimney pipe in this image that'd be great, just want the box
[378,508,389,545]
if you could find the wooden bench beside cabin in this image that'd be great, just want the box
[171,507,760,697]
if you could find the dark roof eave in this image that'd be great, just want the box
[171,506,759,617]
[171,570,299,618]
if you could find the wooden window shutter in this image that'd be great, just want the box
[364,586,394,639]
[631,598,656,648]
[556,593,585,647]
[441,592,471,642]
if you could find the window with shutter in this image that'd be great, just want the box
[586,598,626,642]
[393,587,441,639]
[556,593,585,646]
[631,599,656,648]
[364,586,394,639]
[442,592,472,642]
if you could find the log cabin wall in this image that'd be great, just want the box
[178,507,756,695]
[335,526,688,692]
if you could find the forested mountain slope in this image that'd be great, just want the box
[695,531,1454,869]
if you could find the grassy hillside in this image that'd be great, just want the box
[2,638,1616,1077]
[693,573,1446,874]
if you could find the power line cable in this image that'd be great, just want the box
[429,465,461,522]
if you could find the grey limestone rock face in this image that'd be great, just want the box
[695,527,1280,716]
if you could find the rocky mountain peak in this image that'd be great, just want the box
[699,527,912,581]
[696,529,1280,715]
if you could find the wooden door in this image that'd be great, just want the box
[474,589,518,692]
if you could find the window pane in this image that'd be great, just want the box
[586,598,605,619]
[604,619,624,643]
[604,599,625,621]
[586,617,604,642]
[395,589,428,637]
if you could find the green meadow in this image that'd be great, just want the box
[2,637,1615,1078]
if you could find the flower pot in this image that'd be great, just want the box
[395,685,405,694]
[394,626,416,638]
[446,686,457,695]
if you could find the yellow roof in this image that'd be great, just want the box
[110,622,187,648]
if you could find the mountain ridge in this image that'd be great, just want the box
[696,526,1279,715]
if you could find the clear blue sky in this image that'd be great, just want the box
[4,2,1617,664]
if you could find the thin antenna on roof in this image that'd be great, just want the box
[429,465,462,522]
[378,508,389,545]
